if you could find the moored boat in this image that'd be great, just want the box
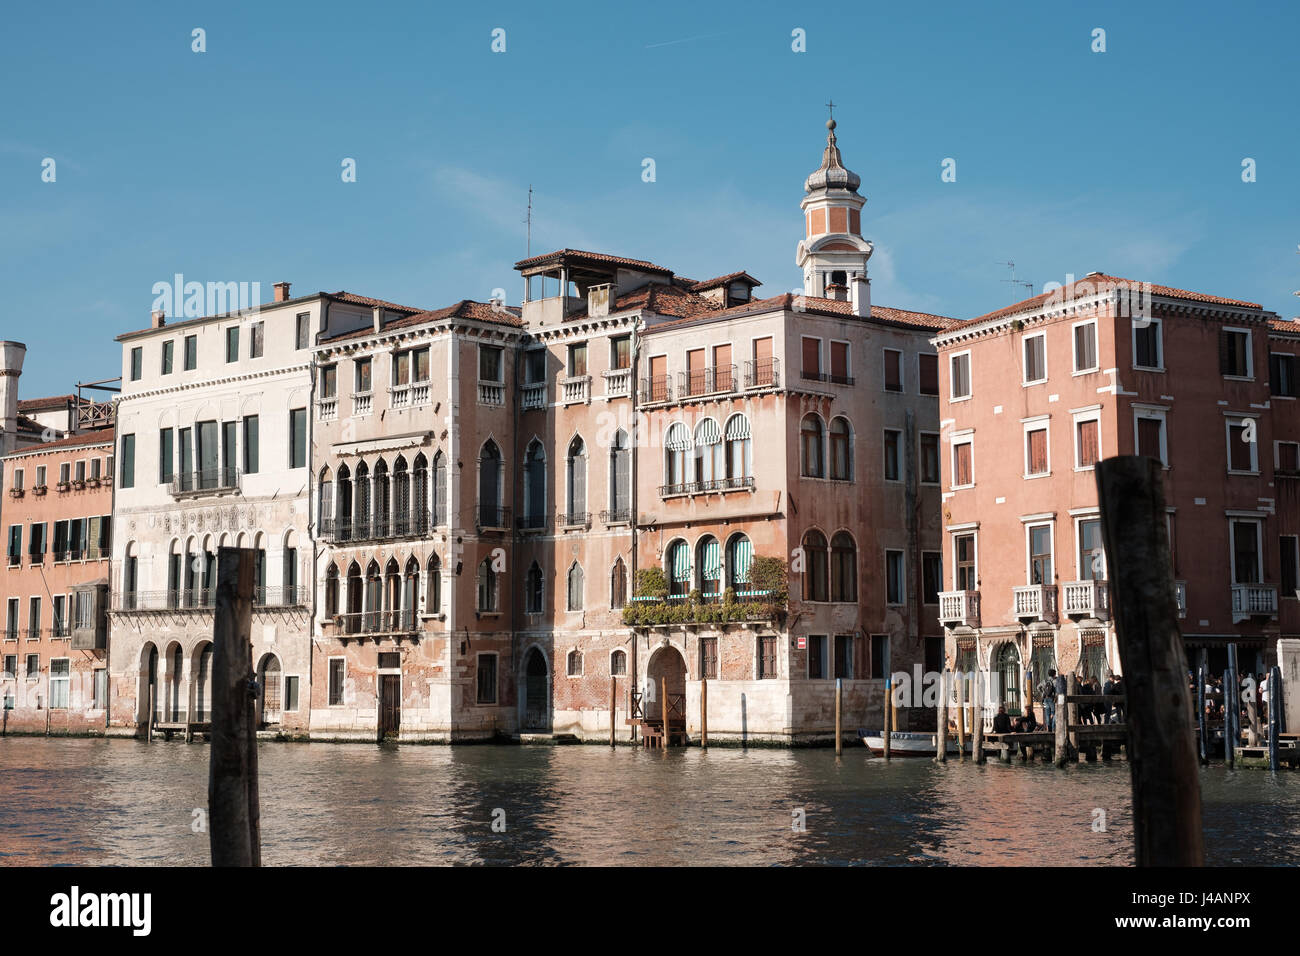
[859,728,968,757]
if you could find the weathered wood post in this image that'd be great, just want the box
[661,675,669,749]
[1247,684,1261,747]
[209,547,261,867]
[147,685,155,743]
[700,675,708,750]
[834,677,842,756]
[1269,665,1282,773]
[1054,682,1069,767]
[934,671,948,764]
[971,667,985,764]
[609,676,616,748]
[1222,669,1234,768]
[1227,644,1241,764]
[1196,659,1208,765]
[1096,457,1203,866]
[883,677,892,760]
[1067,673,1080,757]
[955,672,966,758]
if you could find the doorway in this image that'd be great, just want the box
[379,675,401,739]
[522,648,549,731]
[646,645,687,731]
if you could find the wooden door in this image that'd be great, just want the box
[649,355,668,401]
[379,675,401,739]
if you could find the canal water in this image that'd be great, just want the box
[0,738,1295,866]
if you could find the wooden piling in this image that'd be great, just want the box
[1096,456,1203,866]
[955,673,966,758]
[934,671,948,764]
[209,547,261,867]
[1222,669,1234,769]
[971,668,985,764]
[1054,683,1069,767]
[609,676,616,748]
[883,678,892,760]
[147,685,155,743]
[1269,665,1281,773]
[701,675,708,750]
[1227,644,1241,764]
[1247,692,1260,747]
[661,675,669,749]
[1196,659,1208,765]
[834,678,842,756]
[1066,673,1080,756]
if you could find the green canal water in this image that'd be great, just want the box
[0,738,1294,865]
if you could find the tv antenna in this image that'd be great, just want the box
[524,184,533,257]
[999,260,1034,298]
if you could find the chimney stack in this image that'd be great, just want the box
[151,309,166,329]
[0,341,28,457]
[273,281,292,302]
[851,274,871,318]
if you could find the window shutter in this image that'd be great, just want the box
[802,337,820,376]
[884,351,901,391]
[831,342,848,379]
[955,443,972,485]
[919,354,938,394]
[1078,420,1099,466]
[1028,429,1047,473]
[1219,329,1234,375]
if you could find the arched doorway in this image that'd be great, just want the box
[140,643,159,726]
[166,643,183,721]
[259,654,282,726]
[521,648,549,731]
[194,643,213,722]
[996,642,1022,716]
[646,644,687,735]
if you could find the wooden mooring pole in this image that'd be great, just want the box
[147,685,155,743]
[934,671,948,764]
[700,675,708,750]
[609,676,616,748]
[209,547,261,867]
[883,677,892,760]
[1196,655,1208,765]
[661,675,669,750]
[834,678,842,756]
[1054,682,1069,767]
[955,672,966,758]
[1096,457,1203,866]
[971,668,985,764]
[1227,643,1240,767]
[1269,665,1282,773]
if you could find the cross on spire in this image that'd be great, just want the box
[826,99,836,119]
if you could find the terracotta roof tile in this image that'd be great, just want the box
[17,394,82,412]
[326,292,428,314]
[689,271,763,291]
[319,300,523,344]
[644,293,956,333]
[1269,317,1300,335]
[513,249,674,275]
[5,426,114,457]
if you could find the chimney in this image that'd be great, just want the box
[0,341,27,457]
[273,281,292,302]
[151,309,166,329]
[588,283,612,318]
[372,306,383,333]
[851,274,871,318]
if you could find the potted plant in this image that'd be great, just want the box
[56,480,71,492]
[7,487,22,499]
[32,485,47,496]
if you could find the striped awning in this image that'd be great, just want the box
[700,536,722,578]
[724,413,751,440]
[669,541,691,581]
[694,417,721,445]
[729,535,752,583]
[665,422,692,451]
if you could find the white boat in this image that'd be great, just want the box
[859,728,968,757]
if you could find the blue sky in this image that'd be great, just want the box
[2,0,1297,398]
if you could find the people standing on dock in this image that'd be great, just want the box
[1042,669,1060,731]
[1109,675,1124,723]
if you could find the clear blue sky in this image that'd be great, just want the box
[2,0,1296,398]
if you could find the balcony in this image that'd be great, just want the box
[1231,583,1277,623]
[561,375,591,405]
[390,381,431,409]
[1062,579,1109,620]
[1175,580,1187,618]
[938,590,981,628]
[603,367,632,398]
[743,357,781,390]
[320,512,433,543]
[333,609,419,638]
[112,586,307,613]
[520,383,547,410]
[352,392,373,417]
[478,382,505,406]
[516,513,547,532]
[641,375,672,405]
[600,508,632,525]
[477,506,511,533]
[557,512,590,530]
[1013,584,1058,624]
[170,468,240,498]
[659,476,754,498]
[677,365,738,400]
[318,397,338,421]
[800,369,855,386]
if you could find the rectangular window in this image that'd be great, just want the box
[807,635,828,680]
[885,550,904,605]
[1134,320,1161,369]
[75,460,85,483]
[611,335,631,371]
[5,599,17,639]
[29,522,46,561]
[296,313,310,350]
[184,335,197,370]
[52,594,65,635]
[6,525,21,566]
[757,635,778,679]
[920,432,940,484]
[1270,353,1295,398]
[1073,322,1098,372]
[25,654,39,679]
[1277,441,1300,474]
[801,336,822,378]
[1029,524,1053,585]
[883,429,900,481]
[129,347,142,382]
[1076,418,1100,468]
[524,350,546,383]
[1281,536,1298,598]
[870,635,890,681]
[883,349,902,392]
[49,659,69,708]
[34,466,45,488]
[699,637,718,680]
[92,669,106,710]
[955,534,976,591]
[1220,328,1251,378]
[568,342,588,377]
[161,340,174,375]
[2,655,14,679]
[1025,426,1049,476]
[830,341,850,383]
[222,420,237,479]
[393,350,411,387]
[476,654,498,704]
[1231,520,1261,584]
[412,347,430,382]
[11,468,21,492]
[922,552,942,604]
[243,416,259,474]
[320,365,337,399]
[1136,414,1166,465]
[225,326,239,363]
[289,409,307,469]
[950,353,971,399]
[918,353,939,395]
[119,434,135,488]
[1023,333,1046,384]
[283,674,300,712]
[479,345,503,382]
[355,357,372,393]
[249,321,264,359]
[1078,518,1104,580]
[833,635,854,680]
[952,439,973,487]
[1227,418,1257,473]
[328,659,345,705]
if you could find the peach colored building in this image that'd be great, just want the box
[932,274,1293,719]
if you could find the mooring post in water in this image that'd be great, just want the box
[147,685,155,743]
[209,547,261,867]
[1269,665,1281,773]
[1066,673,1080,757]
[1247,684,1261,747]
[971,668,985,764]
[1223,669,1235,769]
[955,672,966,758]
[1054,681,1069,767]
[1197,655,1208,764]
[882,677,891,760]
[934,671,948,764]
[834,678,842,756]
[661,675,669,750]
[1227,644,1240,762]
[1096,456,1203,866]
[700,675,708,750]
[609,676,616,748]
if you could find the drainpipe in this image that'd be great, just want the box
[510,332,526,724]
[446,325,460,723]
[630,317,644,692]
[307,296,328,723]
[905,407,920,732]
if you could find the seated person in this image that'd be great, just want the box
[992,704,1012,734]
[1018,709,1038,733]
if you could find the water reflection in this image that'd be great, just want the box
[0,739,1294,866]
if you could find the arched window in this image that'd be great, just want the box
[526,562,543,614]
[392,457,410,535]
[997,643,1022,716]
[354,461,371,538]
[403,557,420,628]
[724,414,752,483]
[610,429,631,520]
[365,560,382,631]
[693,418,723,485]
[801,415,825,478]
[610,649,627,676]
[524,440,545,528]
[373,459,390,537]
[432,452,446,526]
[477,557,497,612]
[411,453,428,533]
[479,441,502,528]
[345,562,362,633]
[566,436,586,520]
[803,530,829,602]
[726,533,753,592]
[325,564,340,618]
[664,422,690,490]
[318,468,334,533]
[666,539,690,596]
[830,531,857,602]
[829,417,853,481]
[567,562,584,611]
[696,535,722,599]
[426,554,441,615]
[567,649,583,677]
[610,557,627,609]
[336,464,353,540]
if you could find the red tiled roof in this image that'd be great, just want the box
[1269,317,1300,334]
[644,293,956,333]
[949,273,1264,331]
[319,300,523,344]
[15,414,47,435]
[326,292,428,314]
[117,290,428,339]
[17,394,82,412]
[689,271,763,291]
[513,249,674,275]
[5,426,114,457]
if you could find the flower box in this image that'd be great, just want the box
[32,485,47,496]
[7,488,23,499]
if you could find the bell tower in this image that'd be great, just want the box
[796,106,873,315]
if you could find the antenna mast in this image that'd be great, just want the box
[999,260,1034,298]
[524,185,533,257]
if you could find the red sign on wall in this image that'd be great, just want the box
[796,636,807,650]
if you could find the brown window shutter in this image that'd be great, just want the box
[1138,418,1162,458]
[885,351,900,391]
[919,354,938,394]
[1219,329,1233,375]
[1079,420,1099,466]
[955,443,971,485]
[831,342,848,379]
[1029,429,1047,473]
[802,337,821,376]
